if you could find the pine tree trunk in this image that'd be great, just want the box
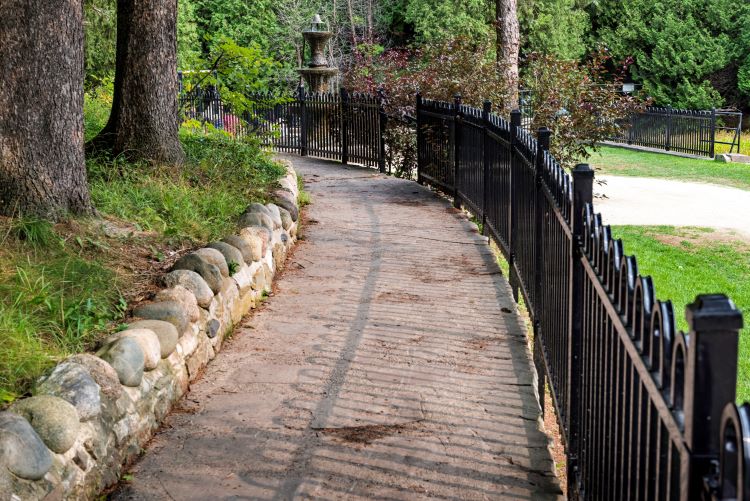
[0,0,92,219]
[91,0,184,164]
[496,0,520,110]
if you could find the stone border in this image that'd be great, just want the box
[0,161,301,500]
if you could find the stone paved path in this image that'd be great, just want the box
[114,156,561,500]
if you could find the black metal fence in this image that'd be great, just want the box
[416,94,746,500]
[609,107,743,157]
[178,86,386,169]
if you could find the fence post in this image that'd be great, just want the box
[416,93,423,184]
[378,87,387,173]
[709,108,717,158]
[568,163,594,498]
[298,85,308,157]
[453,94,463,208]
[340,87,349,165]
[684,294,743,499]
[481,101,492,234]
[508,109,522,301]
[533,127,551,418]
[665,106,672,152]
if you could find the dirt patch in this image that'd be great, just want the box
[392,199,427,207]
[315,421,422,445]
[649,227,750,250]
[376,291,422,303]
[465,335,503,351]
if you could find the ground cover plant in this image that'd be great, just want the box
[590,146,750,190]
[611,226,750,400]
[0,95,286,403]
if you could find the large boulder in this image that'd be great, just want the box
[108,329,161,371]
[66,354,122,400]
[278,207,294,231]
[264,203,283,230]
[10,395,79,454]
[273,189,299,221]
[127,320,179,356]
[193,248,229,277]
[98,337,145,387]
[207,242,245,274]
[162,269,214,308]
[238,211,274,232]
[36,363,101,420]
[133,301,190,334]
[155,285,200,322]
[0,413,52,480]
[172,253,223,294]
[240,226,271,256]
[221,235,260,264]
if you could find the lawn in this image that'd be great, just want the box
[0,91,286,402]
[611,226,750,401]
[590,145,750,191]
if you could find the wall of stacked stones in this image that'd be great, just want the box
[0,162,300,500]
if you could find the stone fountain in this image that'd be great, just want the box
[297,14,338,93]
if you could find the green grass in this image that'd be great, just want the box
[590,145,750,190]
[611,226,750,400]
[0,92,288,402]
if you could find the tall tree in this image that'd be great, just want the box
[0,0,92,218]
[90,0,184,163]
[496,0,520,109]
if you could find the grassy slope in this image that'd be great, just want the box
[590,146,750,191]
[612,226,750,401]
[0,95,285,401]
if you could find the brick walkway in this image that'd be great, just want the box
[114,156,561,500]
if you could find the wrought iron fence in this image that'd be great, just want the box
[178,86,385,169]
[416,94,746,500]
[609,107,742,157]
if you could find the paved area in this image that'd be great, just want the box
[597,175,750,239]
[114,156,560,500]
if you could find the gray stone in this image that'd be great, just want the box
[264,203,283,230]
[240,226,271,256]
[36,363,101,420]
[133,301,190,334]
[128,320,179,356]
[279,207,294,231]
[155,285,200,322]
[278,176,297,195]
[273,191,299,222]
[0,413,53,480]
[273,242,286,270]
[172,253,223,294]
[194,248,229,277]
[98,337,145,387]
[245,202,273,218]
[207,319,220,339]
[221,235,255,264]
[239,211,274,232]
[207,242,245,274]
[109,329,161,371]
[66,354,122,400]
[237,231,264,262]
[163,269,214,308]
[10,395,79,454]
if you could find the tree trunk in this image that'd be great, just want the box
[91,0,184,164]
[0,0,92,218]
[496,0,520,110]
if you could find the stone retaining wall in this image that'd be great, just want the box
[0,162,301,500]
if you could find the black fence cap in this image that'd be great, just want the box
[686,294,744,331]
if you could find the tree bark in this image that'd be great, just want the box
[91,0,184,164]
[0,0,92,218]
[496,0,520,110]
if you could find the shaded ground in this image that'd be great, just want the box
[113,156,561,500]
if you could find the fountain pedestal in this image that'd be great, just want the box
[297,15,338,93]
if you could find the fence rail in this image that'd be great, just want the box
[178,86,386,169]
[416,94,745,500]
